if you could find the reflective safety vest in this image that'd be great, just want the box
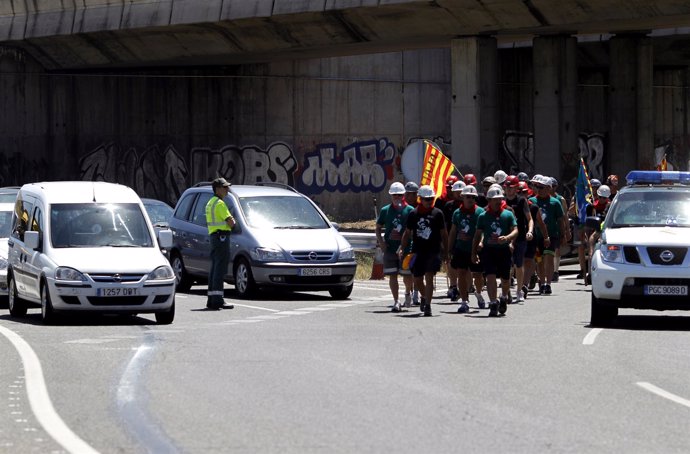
[205,196,233,234]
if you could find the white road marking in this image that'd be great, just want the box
[275,311,310,315]
[295,307,335,311]
[352,285,390,291]
[231,303,280,312]
[224,319,264,324]
[319,303,355,308]
[64,339,121,345]
[637,382,690,409]
[248,315,289,320]
[582,328,603,345]
[0,325,100,454]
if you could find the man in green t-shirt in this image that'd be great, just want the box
[205,177,236,310]
[472,185,518,317]
[376,182,414,312]
[528,175,566,296]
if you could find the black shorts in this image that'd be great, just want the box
[451,249,483,273]
[383,251,411,276]
[536,235,559,255]
[512,240,527,267]
[480,247,512,280]
[411,252,441,277]
[524,239,537,259]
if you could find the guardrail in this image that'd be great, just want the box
[342,232,377,250]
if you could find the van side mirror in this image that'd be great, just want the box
[158,229,173,249]
[25,231,40,250]
[585,216,602,232]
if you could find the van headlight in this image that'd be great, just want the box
[250,247,285,261]
[148,266,174,280]
[55,267,86,282]
[338,247,355,261]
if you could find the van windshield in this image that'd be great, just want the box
[239,196,329,229]
[51,203,153,248]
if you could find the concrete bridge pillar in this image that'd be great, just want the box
[450,36,498,176]
[532,35,577,181]
[609,34,653,175]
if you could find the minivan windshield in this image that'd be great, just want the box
[607,191,690,228]
[51,203,153,248]
[239,196,329,229]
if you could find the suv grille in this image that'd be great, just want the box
[647,247,686,265]
[624,246,641,264]
[290,251,334,261]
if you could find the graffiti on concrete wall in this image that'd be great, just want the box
[297,138,396,194]
[502,131,534,175]
[190,142,297,187]
[80,141,298,206]
[578,133,605,181]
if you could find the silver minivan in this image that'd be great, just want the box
[6,182,176,324]
[168,183,356,299]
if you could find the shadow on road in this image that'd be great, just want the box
[0,313,155,326]
[587,314,690,331]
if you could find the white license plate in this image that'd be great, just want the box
[644,285,688,296]
[299,268,332,277]
[97,288,139,297]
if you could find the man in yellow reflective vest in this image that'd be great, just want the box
[205,177,236,310]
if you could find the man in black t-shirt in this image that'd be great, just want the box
[398,185,448,317]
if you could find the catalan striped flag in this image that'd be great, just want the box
[420,140,455,203]
[575,157,594,223]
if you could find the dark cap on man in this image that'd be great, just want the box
[212,177,231,189]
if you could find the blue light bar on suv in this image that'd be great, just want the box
[626,170,690,186]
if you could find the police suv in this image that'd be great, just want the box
[591,171,690,326]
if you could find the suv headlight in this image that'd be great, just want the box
[250,247,285,261]
[55,267,86,282]
[338,247,355,261]
[148,266,174,280]
[601,244,624,263]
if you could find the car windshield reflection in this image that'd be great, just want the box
[239,196,329,229]
[51,203,153,248]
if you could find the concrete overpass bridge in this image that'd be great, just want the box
[1,1,690,217]
[3,1,690,69]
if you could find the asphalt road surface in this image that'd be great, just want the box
[1,265,690,453]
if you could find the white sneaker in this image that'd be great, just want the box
[516,295,525,303]
[475,292,486,309]
[392,301,401,313]
[404,293,412,308]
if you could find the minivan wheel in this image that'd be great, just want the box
[41,284,57,324]
[8,276,27,317]
[155,299,175,325]
[329,284,353,300]
[234,259,256,298]
[170,252,193,292]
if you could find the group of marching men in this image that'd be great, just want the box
[375,171,618,317]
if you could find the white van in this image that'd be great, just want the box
[7,182,176,324]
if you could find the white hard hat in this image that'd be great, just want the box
[461,185,478,197]
[388,182,405,195]
[494,170,507,184]
[539,175,553,187]
[418,185,435,198]
[489,183,504,194]
[597,184,611,198]
[451,181,466,192]
[486,186,505,199]
[531,174,544,184]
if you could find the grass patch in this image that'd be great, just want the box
[355,250,375,280]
